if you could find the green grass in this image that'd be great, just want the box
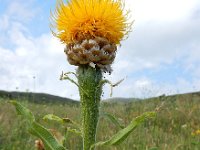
[0,92,200,150]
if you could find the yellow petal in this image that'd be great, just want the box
[51,0,132,44]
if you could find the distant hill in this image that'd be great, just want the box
[1,90,200,105]
[104,91,200,103]
[0,90,79,105]
[103,97,141,103]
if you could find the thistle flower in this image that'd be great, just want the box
[51,0,131,69]
[50,1,132,149]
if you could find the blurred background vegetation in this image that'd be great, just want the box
[0,90,200,150]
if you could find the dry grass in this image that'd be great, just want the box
[0,93,200,150]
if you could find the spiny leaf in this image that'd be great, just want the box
[91,112,156,149]
[43,114,81,129]
[11,101,66,150]
[43,114,82,137]
[43,114,64,124]
[10,100,35,123]
[66,127,82,137]
[98,79,124,97]
[29,122,66,150]
[100,112,124,129]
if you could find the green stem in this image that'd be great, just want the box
[77,66,102,150]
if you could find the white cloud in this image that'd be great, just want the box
[117,0,200,75]
[0,15,9,31]
[0,20,80,99]
[127,0,200,22]
[0,0,200,100]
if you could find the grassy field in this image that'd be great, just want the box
[0,92,200,150]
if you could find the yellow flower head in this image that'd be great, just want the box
[51,0,131,44]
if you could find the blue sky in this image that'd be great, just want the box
[0,0,200,100]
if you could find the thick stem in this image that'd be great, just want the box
[77,66,102,150]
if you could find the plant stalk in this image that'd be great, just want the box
[77,66,102,150]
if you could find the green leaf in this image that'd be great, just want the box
[100,112,124,129]
[43,114,81,129]
[66,127,82,137]
[43,114,64,124]
[11,101,66,150]
[10,100,35,123]
[29,122,66,150]
[91,111,156,149]
[43,114,82,137]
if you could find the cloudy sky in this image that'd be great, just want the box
[0,0,200,100]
